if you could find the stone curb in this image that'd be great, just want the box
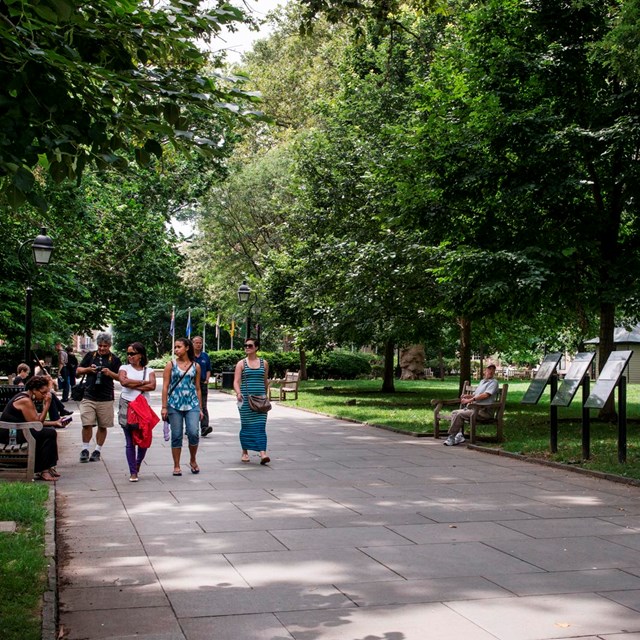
[42,483,57,640]
[467,443,640,487]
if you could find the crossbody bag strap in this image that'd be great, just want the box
[167,362,192,399]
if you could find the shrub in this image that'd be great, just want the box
[307,351,371,379]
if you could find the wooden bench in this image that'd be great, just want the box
[0,385,43,481]
[431,381,508,444]
[0,421,43,481]
[269,371,300,401]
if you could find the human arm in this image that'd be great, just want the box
[263,360,269,391]
[195,364,203,415]
[13,395,50,423]
[233,360,244,402]
[160,362,172,421]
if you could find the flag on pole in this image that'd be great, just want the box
[230,320,235,337]
[186,308,192,338]
[202,308,207,351]
[215,314,220,338]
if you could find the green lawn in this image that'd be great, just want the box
[0,482,49,640]
[282,377,640,480]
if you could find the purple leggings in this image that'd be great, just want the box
[122,426,148,474]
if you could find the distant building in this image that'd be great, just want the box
[585,325,640,383]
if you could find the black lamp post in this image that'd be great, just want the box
[237,280,259,341]
[18,227,54,365]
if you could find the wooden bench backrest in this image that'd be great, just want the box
[463,381,507,418]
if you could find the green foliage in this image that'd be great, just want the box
[0,483,49,640]
[306,351,371,379]
[0,0,264,207]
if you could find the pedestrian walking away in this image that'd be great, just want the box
[192,335,213,437]
[118,342,157,482]
[234,338,270,464]
[161,338,203,476]
[76,333,121,463]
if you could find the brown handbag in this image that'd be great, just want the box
[248,394,272,413]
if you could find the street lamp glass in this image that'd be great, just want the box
[32,227,54,266]
[237,281,251,304]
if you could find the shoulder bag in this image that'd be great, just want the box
[243,358,272,413]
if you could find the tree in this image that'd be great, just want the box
[0,0,264,208]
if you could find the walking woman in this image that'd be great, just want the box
[161,338,203,476]
[118,342,156,482]
[233,338,270,464]
[0,375,61,481]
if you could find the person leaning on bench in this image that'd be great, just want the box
[0,375,61,481]
[443,364,499,446]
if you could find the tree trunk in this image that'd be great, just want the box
[597,302,617,421]
[299,347,307,381]
[458,317,471,395]
[400,344,425,379]
[381,339,396,393]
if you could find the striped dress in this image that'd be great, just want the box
[239,357,268,451]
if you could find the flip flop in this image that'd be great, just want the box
[241,455,250,463]
[189,463,200,474]
[37,471,57,482]
[172,469,182,476]
[260,456,270,465]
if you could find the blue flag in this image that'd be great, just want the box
[186,308,191,338]
[169,307,175,337]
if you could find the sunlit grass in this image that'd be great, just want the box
[285,378,640,480]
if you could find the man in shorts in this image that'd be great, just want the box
[76,332,122,462]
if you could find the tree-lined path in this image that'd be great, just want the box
[55,389,640,639]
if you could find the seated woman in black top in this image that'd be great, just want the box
[13,363,71,424]
[0,375,61,481]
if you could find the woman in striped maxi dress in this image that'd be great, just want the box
[233,338,270,464]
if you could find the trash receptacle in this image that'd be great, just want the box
[222,371,234,389]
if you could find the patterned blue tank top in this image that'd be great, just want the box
[168,362,199,411]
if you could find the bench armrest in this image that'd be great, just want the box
[0,421,43,432]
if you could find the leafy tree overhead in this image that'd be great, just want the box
[0,0,264,208]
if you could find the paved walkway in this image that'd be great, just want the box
[56,388,640,640]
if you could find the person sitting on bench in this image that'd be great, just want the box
[444,364,499,446]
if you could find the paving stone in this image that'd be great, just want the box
[496,516,637,538]
[60,583,169,612]
[363,541,544,579]
[276,602,499,640]
[338,576,512,606]
[0,520,16,533]
[388,521,532,544]
[448,592,640,640]
[168,584,354,617]
[180,612,293,640]
[489,568,640,596]
[270,525,414,550]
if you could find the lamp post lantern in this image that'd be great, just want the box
[237,280,259,341]
[18,227,54,365]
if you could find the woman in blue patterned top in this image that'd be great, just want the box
[233,338,270,464]
[161,338,203,476]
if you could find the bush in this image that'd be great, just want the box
[307,351,371,379]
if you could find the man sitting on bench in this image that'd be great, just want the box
[444,364,499,446]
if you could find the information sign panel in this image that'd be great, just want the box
[521,353,563,404]
[550,352,595,407]
[584,351,633,409]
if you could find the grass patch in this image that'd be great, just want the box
[284,378,640,480]
[0,482,49,640]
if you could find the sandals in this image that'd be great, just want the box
[189,463,200,474]
[241,454,250,463]
[260,456,271,465]
[37,470,58,482]
[172,468,182,476]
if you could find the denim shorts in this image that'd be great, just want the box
[167,406,200,448]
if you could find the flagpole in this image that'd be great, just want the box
[216,312,221,351]
[171,305,175,361]
[202,307,207,352]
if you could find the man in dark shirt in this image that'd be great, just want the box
[192,336,213,436]
[76,332,122,463]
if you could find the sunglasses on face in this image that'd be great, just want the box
[127,352,138,356]
[244,344,255,348]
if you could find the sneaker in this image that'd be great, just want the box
[79,449,90,463]
[454,433,466,445]
[443,436,456,446]
[60,409,74,416]
[201,425,213,437]
[89,450,101,462]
